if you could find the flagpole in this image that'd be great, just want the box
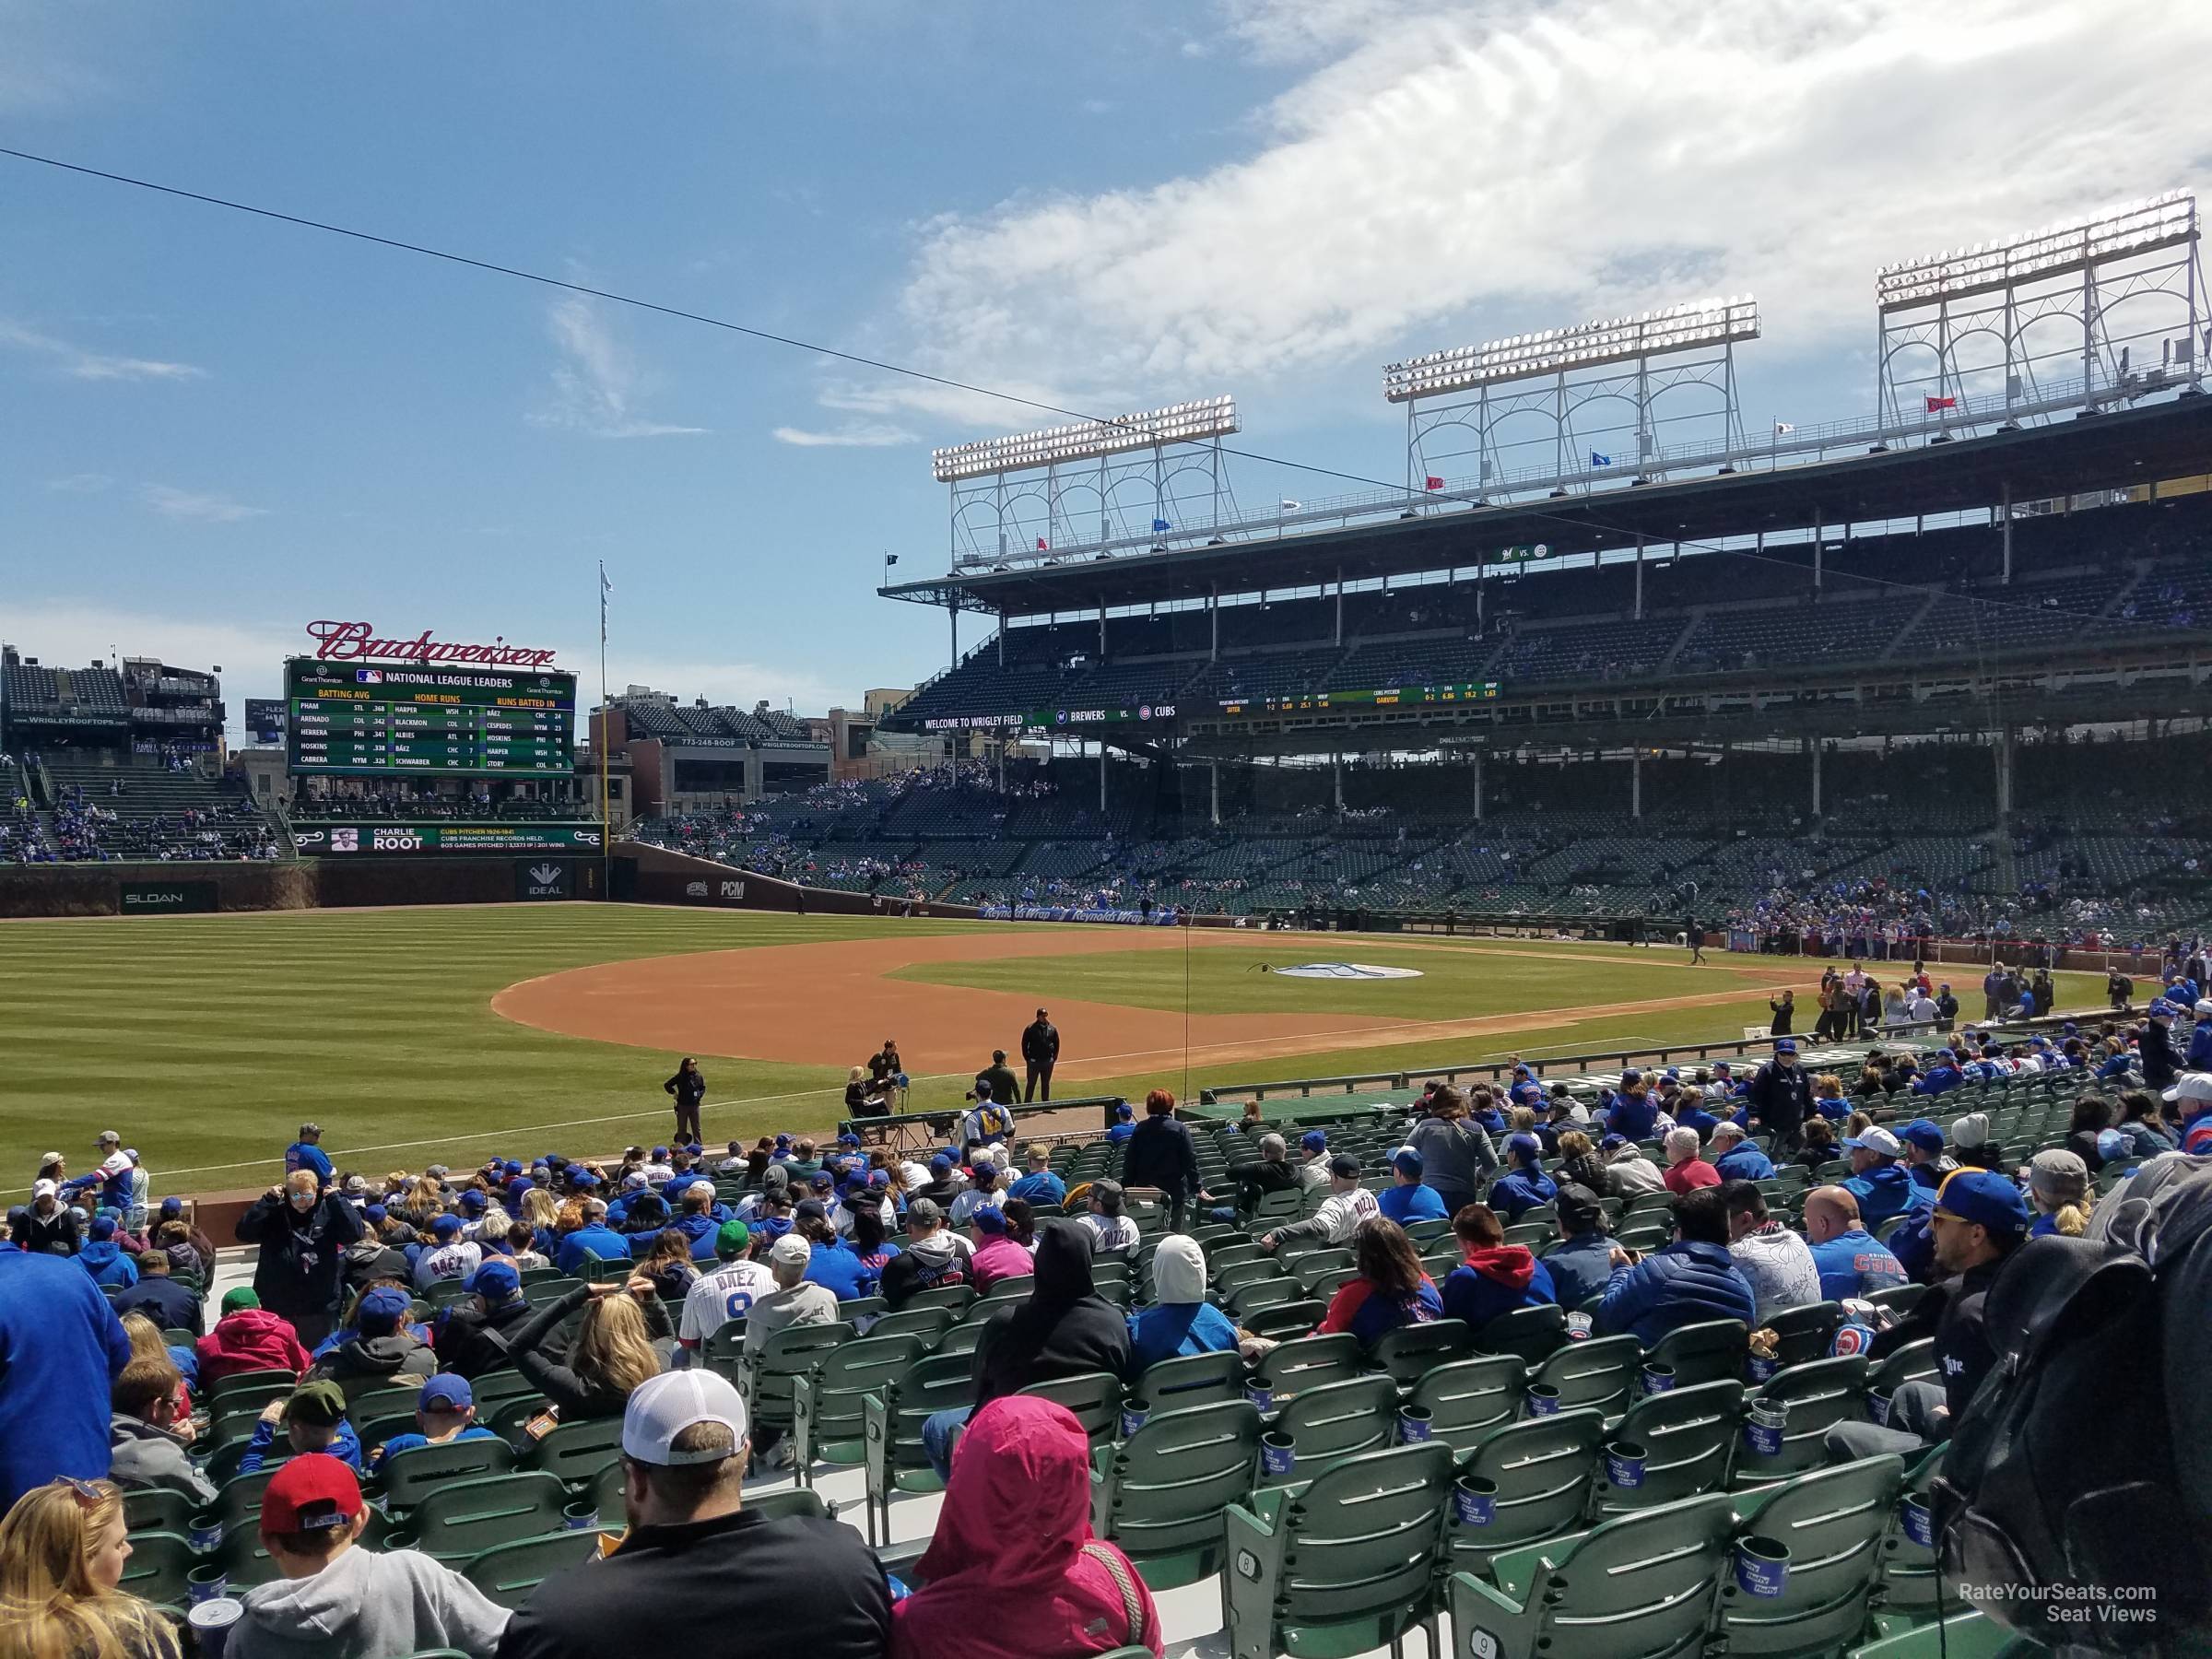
[597,559,610,899]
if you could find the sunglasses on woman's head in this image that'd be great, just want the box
[53,1477,106,1508]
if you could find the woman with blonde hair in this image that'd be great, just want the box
[498,1278,668,1418]
[1553,1129,1607,1196]
[2027,1149,2095,1237]
[0,1477,181,1659]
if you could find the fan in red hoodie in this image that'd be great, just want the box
[1440,1204,1558,1330]
[194,1288,312,1386]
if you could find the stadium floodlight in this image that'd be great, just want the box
[1382,297,1760,403]
[930,394,1240,481]
[1877,192,2197,312]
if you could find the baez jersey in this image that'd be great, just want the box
[681,1259,779,1343]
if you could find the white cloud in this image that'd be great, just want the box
[872,0,2212,419]
[0,320,205,382]
[0,600,300,686]
[771,421,918,448]
[530,295,708,439]
[139,484,269,524]
[47,471,113,493]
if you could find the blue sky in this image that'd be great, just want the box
[5,0,2206,732]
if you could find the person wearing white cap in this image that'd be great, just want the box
[12,1179,80,1256]
[493,1370,891,1659]
[2164,1072,2212,1156]
[1839,1125,1933,1228]
[739,1234,837,1368]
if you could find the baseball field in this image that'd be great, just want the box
[0,904,2104,1199]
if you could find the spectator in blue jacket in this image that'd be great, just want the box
[2188,1001,2212,1070]
[1105,1103,1137,1145]
[1540,1184,1616,1309]
[1006,1145,1068,1207]
[1606,1072,1659,1141]
[0,1247,133,1507]
[1705,1062,1745,1100]
[1708,1121,1774,1182]
[284,1123,335,1188]
[664,1182,725,1261]
[1506,1065,1545,1112]
[1594,1188,1757,1347]
[1840,1126,1936,1227]
[1672,1087,1721,1141]
[553,1201,633,1276]
[1912,1050,1965,1096]
[1378,1148,1447,1224]
[76,1217,139,1289]
[793,1205,871,1300]
[1487,1134,1558,1221]
[1440,1203,1556,1329]
[1802,1186,1908,1299]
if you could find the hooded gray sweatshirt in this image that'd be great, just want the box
[228,1544,511,1659]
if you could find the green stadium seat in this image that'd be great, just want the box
[1265,1376,1398,1483]
[1018,1371,1124,1446]
[1528,1334,1641,1419]
[1441,1407,1606,1577]
[933,1318,988,1359]
[122,1485,197,1537]
[1223,1441,1454,1659]
[1873,1444,1947,1623]
[114,1530,194,1609]
[1243,1299,1327,1341]
[526,1415,628,1488]
[1472,1303,1568,1367]
[1248,1333,1362,1403]
[1366,1317,1475,1385]
[791,1332,929,1486]
[736,1321,854,1439]
[903,1283,977,1315]
[462,1528,602,1609]
[1851,1610,2006,1659]
[1088,1399,1261,1589]
[1448,1493,1737,1659]
[1642,1319,1750,1389]
[864,1305,955,1346]
[1735,1356,1868,1488]
[1759,1300,1845,1370]
[1405,1355,1523,1452]
[860,1351,974,1547]
[1591,1381,1743,1514]
[1130,1349,1243,1419]
[1713,1455,1906,1656]
[378,1434,519,1509]
[392,1470,570,1562]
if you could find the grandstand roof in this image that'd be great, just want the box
[882,394,2212,616]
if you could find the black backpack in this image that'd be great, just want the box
[1933,1163,2212,1646]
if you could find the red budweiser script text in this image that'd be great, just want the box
[306,621,559,669]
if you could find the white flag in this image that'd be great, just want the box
[1279,499,1301,512]
[1773,421,1796,435]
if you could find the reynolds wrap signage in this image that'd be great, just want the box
[978,903,1179,925]
[118,880,217,914]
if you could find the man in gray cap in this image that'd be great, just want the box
[1258,1154,1379,1253]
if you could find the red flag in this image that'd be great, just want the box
[1424,475,1445,490]
[1924,394,1957,412]
[1035,536,1048,550]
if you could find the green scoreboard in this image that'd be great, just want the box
[286,658,578,778]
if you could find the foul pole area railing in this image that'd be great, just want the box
[598,559,611,895]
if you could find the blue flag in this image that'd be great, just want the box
[1590,451,1612,467]
[1150,517,1171,533]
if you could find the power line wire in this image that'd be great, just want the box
[0,143,2127,632]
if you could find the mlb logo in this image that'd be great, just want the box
[355,669,383,684]
[330,828,359,852]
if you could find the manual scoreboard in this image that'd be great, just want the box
[286,658,577,778]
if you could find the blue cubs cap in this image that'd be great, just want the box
[364,1204,388,1224]
[1114,1102,1134,1120]
[930,1154,953,1175]
[1619,1068,1642,1086]
[570,1169,600,1189]
[1300,1130,1328,1153]
[971,1206,1007,1234]
[431,1213,463,1239]
[160,1196,184,1219]
[358,1285,410,1334]
[838,1133,861,1147]
[1773,1039,1798,1054]
[1935,1170,2030,1239]
[419,1373,474,1412]
[460,1190,487,1212]
[1506,1133,1543,1160]
[1392,1148,1424,1177]
[867,1170,889,1187]
[1601,1134,1629,1150]
[1899,1121,1947,1155]
[469,1259,522,1300]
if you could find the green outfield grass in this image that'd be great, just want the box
[0,905,2106,1198]
[896,939,1720,1018]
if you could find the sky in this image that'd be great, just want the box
[4,0,2208,735]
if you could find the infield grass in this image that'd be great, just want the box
[0,905,2104,1198]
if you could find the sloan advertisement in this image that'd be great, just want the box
[290,822,604,855]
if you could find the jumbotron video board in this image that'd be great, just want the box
[285,658,578,778]
[1217,680,1501,717]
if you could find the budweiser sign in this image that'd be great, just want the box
[306,620,559,669]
